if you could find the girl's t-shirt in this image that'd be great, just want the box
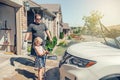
[35,46,44,56]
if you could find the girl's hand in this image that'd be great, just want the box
[45,50,50,54]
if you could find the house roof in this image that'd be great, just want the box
[28,0,55,17]
[0,0,22,7]
[63,23,70,29]
[40,4,61,13]
[29,0,41,7]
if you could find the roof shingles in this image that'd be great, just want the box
[40,4,61,13]
[63,23,70,29]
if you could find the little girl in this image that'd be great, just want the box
[33,37,49,80]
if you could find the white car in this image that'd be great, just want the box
[59,41,120,80]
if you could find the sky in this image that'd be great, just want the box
[33,0,120,27]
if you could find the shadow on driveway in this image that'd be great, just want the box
[10,57,34,67]
[10,57,60,80]
[15,69,37,80]
[45,67,60,80]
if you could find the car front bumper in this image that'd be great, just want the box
[59,64,98,80]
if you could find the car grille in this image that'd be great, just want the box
[59,51,71,67]
[65,77,71,80]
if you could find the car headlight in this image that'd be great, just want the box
[69,56,96,67]
[59,51,96,68]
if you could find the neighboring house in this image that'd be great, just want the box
[40,4,63,39]
[62,23,71,37]
[0,0,28,55]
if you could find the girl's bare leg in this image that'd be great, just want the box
[42,67,45,75]
[38,68,44,80]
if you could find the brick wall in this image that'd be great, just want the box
[20,6,27,30]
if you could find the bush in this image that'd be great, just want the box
[27,46,31,52]
[68,35,72,40]
[58,40,68,47]
[45,36,57,52]
[52,36,57,46]
[59,32,64,39]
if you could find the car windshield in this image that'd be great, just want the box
[105,36,120,49]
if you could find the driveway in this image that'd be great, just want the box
[3,56,60,80]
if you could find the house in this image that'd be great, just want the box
[62,23,71,37]
[40,4,63,39]
[0,0,64,55]
[0,0,28,55]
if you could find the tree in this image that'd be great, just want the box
[82,11,103,36]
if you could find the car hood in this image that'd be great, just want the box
[67,41,120,59]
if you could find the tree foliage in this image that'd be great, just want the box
[82,11,103,35]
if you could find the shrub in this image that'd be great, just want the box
[45,36,57,52]
[27,46,31,52]
[68,35,72,40]
[52,36,57,46]
[59,32,64,39]
[58,40,68,47]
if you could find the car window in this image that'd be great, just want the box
[116,36,120,42]
[106,36,120,49]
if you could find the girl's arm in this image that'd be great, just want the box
[43,49,50,54]
[34,46,45,56]
[42,48,46,54]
